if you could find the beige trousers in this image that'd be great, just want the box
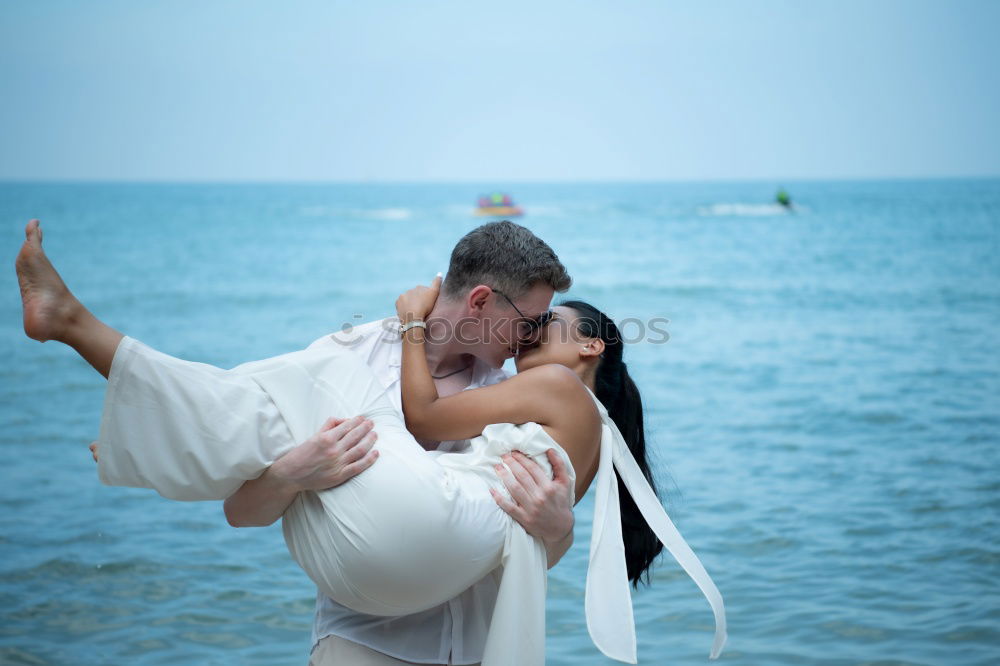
[308,634,481,666]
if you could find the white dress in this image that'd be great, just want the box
[97,336,726,664]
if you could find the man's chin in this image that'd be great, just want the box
[495,347,518,368]
[475,349,507,370]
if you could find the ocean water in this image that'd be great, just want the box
[1,180,998,665]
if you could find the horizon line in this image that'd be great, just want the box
[1,174,999,186]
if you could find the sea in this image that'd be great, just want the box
[1,180,998,665]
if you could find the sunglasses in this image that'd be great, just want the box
[490,288,555,341]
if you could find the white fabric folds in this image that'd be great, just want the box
[95,336,725,664]
[96,337,560,665]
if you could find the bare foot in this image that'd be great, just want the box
[15,219,82,342]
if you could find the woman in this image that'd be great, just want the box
[16,220,725,664]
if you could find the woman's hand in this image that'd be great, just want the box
[395,273,442,324]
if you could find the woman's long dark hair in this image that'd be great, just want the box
[559,300,664,588]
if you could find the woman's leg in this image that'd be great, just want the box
[15,219,122,377]
[15,219,301,500]
[17,219,506,622]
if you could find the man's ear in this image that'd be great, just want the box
[467,285,493,315]
[581,338,605,359]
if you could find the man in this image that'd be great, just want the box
[223,220,576,665]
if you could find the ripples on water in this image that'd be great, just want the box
[1,180,998,664]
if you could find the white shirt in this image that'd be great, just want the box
[305,317,508,665]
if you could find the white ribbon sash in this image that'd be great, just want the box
[585,391,727,662]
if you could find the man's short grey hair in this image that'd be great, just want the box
[442,220,572,300]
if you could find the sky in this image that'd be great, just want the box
[1,0,998,182]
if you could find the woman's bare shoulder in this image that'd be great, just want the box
[515,364,598,414]
[513,362,582,390]
[517,364,602,473]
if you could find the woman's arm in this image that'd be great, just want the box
[402,321,581,441]
[396,279,600,481]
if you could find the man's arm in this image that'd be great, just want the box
[224,415,379,527]
[489,449,576,569]
[544,525,575,569]
[224,464,301,527]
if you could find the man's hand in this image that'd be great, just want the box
[224,415,379,527]
[271,415,379,492]
[489,449,575,568]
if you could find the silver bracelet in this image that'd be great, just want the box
[399,320,427,336]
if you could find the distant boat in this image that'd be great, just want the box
[775,188,793,209]
[476,192,524,217]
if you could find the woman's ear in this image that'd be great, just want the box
[580,338,605,359]
[467,285,492,315]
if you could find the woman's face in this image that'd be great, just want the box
[514,305,592,373]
